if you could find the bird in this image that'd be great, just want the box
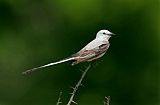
[22,29,115,75]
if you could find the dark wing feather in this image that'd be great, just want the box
[71,43,109,65]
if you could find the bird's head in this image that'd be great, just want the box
[96,29,115,39]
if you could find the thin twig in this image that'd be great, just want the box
[104,96,110,105]
[67,64,91,105]
[56,92,62,105]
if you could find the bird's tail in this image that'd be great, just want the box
[22,57,75,75]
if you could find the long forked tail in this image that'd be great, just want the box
[22,57,75,75]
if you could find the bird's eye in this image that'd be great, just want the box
[103,32,106,34]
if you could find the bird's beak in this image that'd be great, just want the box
[112,33,116,35]
[111,32,116,36]
[109,32,116,36]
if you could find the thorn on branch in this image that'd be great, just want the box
[80,83,84,87]
[56,92,62,105]
[104,96,110,105]
[69,93,73,95]
[72,100,78,104]
[79,69,84,73]
[70,86,75,89]
[67,64,91,105]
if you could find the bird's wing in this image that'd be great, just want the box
[71,40,109,65]
[80,38,106,51]
[74,39,108,59]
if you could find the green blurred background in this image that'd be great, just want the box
[0,0,159,105]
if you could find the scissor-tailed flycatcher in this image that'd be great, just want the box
[22,29,114,75]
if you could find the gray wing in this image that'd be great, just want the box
[80,38,105,51]
[79,42,109,57]
[72,39,109,63]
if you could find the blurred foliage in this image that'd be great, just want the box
[0,0,159,105]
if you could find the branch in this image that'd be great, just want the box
[104,96,110,105]
[67,64,91,105]
[56,92,62,105]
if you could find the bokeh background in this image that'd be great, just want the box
[0,0,159,105]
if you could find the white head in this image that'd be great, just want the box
[96,29,115,39]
